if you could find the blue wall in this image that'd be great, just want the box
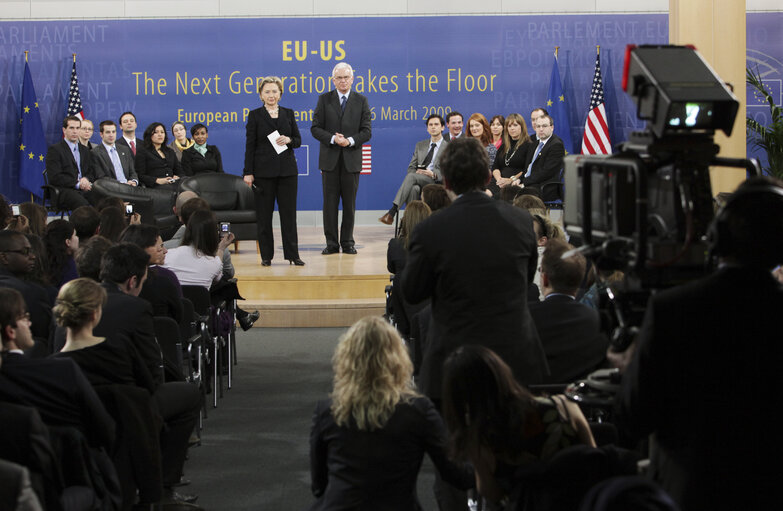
[1,14,780,205]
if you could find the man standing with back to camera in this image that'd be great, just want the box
[311,62,372,255]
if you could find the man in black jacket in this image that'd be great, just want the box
[45,116,99,209]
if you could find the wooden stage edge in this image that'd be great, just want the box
[233,225,393,328]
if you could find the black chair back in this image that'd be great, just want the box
[181,285,211,316]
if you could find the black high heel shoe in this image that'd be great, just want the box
[288,258,305,266]
[261,260,271,266]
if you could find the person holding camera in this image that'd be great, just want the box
[243,76,304,267]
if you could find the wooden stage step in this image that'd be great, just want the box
[232,226,394,327]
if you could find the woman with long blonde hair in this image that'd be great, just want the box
[309,316,473,510]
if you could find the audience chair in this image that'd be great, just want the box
[541,168,565,214]
[153,316,188,382]
[41,169,69,218]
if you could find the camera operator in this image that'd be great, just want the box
[616,176,783,511]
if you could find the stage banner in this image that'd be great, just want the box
[1,14,780,205]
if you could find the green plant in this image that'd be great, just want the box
[746,67,783,178]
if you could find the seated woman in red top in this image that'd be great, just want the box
[309,316,473,510]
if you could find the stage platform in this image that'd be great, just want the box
[233,225,394,327]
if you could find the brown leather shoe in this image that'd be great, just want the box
[379,213,394,225]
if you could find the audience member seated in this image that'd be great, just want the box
[490,113,533,196]
[44,116,100,209]
[441,345,595,509]
[489,114,504,150]
[309,317,473,510]
[74,235,114,282]
[119,224,184,325]
[513,193,546,212]
[4,214,30,234]
[69,205,101,242]
[135,122,182,191]
[529,239,608,384]
[180,124,224,177]
[499,184,523,203]
[0,288,115,451]
[97,206,129,243]
[387,201,431,338]
[90,119,139,186]
[164,198,258,330]
[421,183,452,212]
[0,231,53,342]
[378,115,446,225]
[95,244,201,503]
[43,219,78,289]
[0,194,12,229]
[50,278,202,508]
[465,112,497,174]
[522,114,565,201]
[20,203,47,238]
[168,121,194,162]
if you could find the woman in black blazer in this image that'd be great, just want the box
[243,76,303,266]
[135,122,182,190]
[180,123,224,176]
[309,317,473,510]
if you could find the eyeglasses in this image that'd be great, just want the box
[2,247,33,256]
[333,75,352,82]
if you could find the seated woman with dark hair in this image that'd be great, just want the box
[309,317,473,510]
[180,123,224,176]
[43,219,79,288]
[387,200,431,275]
[490,113,533,197]
[421,183,452,212]
[441,345,595,508]
[135,122,182,190]
[119,223,183,325]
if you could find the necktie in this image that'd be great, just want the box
[72,145,81,179]
[525,141,545,178]
[421,143,437,169]
[110,147,127,183]
[129,139,136,156]
[340,95,347,113]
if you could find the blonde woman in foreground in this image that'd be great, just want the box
[308,316,473,510]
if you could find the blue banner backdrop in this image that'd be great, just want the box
[1,14,781,205]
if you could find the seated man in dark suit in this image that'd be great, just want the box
[521,114,565,201]
[529,239,608,384]
[0,231,53,343]
[379,115,446,224]
[0,288,115,451]
[44,116,99,210]
[115,111,144,157]
[98,244,200,502]
[91,120,139,186]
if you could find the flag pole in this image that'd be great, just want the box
[24,50,29,62]
[73,53,76,63]
[555,46,559,59]
[596,45,600,55]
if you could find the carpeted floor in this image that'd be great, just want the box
[184,327,438,511]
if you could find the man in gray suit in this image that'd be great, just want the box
[91,120,138,185]
[311,62,372,255]
[379,114,447,224]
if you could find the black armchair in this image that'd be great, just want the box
[178,174,257,242]
[91,178,179,237]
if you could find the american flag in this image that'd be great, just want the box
[67,57,84,120]
[360,144,372,174]
[581,51,611,155]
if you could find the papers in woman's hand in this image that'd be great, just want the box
[268,130,287,154]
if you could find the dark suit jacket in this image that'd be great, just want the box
[309,396,473,510]
[115,136,143,155]
[181,145,225,176]
[311,90,371,172]
[45,140,96,189]
[0,268,53,341]
[619,266,782,510]
[134,144,182,187]
[0,352,115,450]
[406,138,446,181]
[522,134,565,200]
[95,283,164,388]
[529,294,608,384]
[401,191,548,399]
[91,143,138,183]
[244,106,301,178]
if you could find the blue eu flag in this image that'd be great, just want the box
[19,60,47,199]
[546,53,574,155]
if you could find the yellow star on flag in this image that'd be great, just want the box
[19,143,26,151]
[24,106,30,113]
[35,102,39,108]
[547,99,553,106]
[28,152,34,159]
[39,155,44,161]
[559,95,565,102]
